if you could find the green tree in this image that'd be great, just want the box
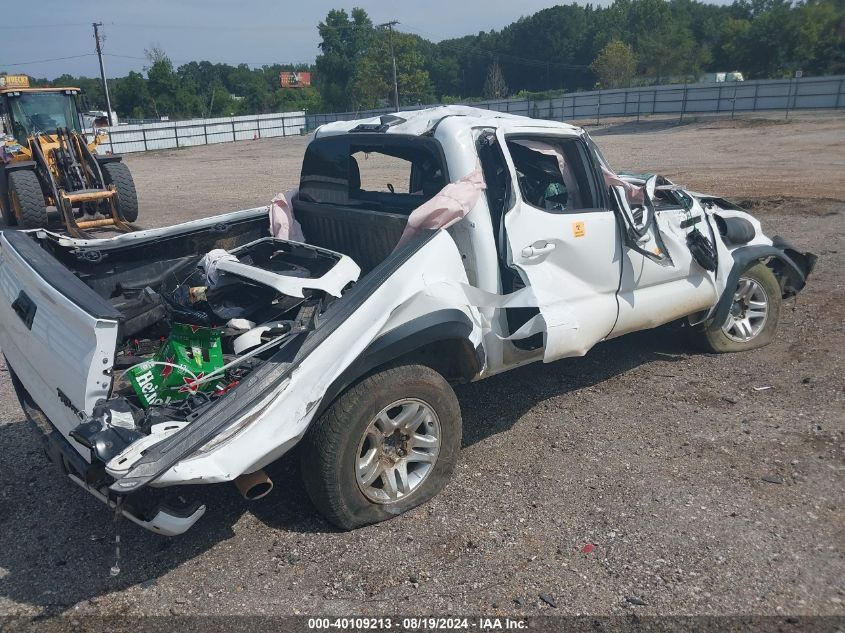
[718,17,753,70]
[113,71,151,119]
[12,0,845,118]
[795,0,845,75]
[272,85,323,113]
[590,40,637,88]
[145,47,180,117]
[315,8,374,111]
[740,0,802,77]
[352,30,434,108]
[637,23,710,82]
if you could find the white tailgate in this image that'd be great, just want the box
[0,234,119,458]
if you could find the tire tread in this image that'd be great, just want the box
[692,262,781,353]
[300,364,461,530]
[102,162,139,223]
[8,170,47,229]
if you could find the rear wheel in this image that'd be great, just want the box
[692,262,781,353]
[7,170,48,229]
[101,161,139,223]
[300,364,462,530]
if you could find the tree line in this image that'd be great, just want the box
[9,0,844,119]
[29,50,321,122]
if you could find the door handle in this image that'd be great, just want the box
[521,242,556,258]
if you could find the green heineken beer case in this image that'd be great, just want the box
[127,323,225,408]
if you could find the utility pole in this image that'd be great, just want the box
[379,21,400,111]
[92,22,114,126]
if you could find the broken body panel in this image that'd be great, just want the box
[0,106,814,534]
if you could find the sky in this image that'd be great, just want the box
[0,0,611,80]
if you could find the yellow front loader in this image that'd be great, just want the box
[0,75,138,237]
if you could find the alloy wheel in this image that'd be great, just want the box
[355,398,441,504]
[722,276,769,342]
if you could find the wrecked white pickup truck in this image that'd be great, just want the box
[0,106,815,535]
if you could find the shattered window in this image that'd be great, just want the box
[300,135,446,212]
[506,137,598,213]
[351,151,411,194]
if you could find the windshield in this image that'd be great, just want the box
[8,92,81,143]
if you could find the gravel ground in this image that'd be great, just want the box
[0,111,842,619]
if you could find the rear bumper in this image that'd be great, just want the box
[9,364,206,536]
[67,473,206,537]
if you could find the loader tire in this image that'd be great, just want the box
[691,262,781,353]
[8,170,48,229]
[300,364,462,530]
[102,162,139,223]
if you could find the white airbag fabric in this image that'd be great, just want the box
[269,187,305,242]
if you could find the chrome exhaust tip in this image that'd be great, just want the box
[234,469,273,500]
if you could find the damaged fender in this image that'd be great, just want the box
[108,230,483,492]
[694,197,817,326]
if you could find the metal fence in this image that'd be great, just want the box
[104,111,307,154]
[306,75,845,129]
[101,76,844,154]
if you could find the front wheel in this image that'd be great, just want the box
[300,364,462,530]
[7,170,48,229]
[101,161,139,223]
[692,262,781,353]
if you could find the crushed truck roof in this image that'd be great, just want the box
[314,105,584,138]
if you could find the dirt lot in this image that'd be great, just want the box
[0,111,843,620]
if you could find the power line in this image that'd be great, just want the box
[109,22,312,32]
[3,54,94,67]
[103,52,314,68]
[103,53,147,61]
[0,20,387,33]
[0,23,90,29]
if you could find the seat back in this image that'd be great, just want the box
[293,199,408,275]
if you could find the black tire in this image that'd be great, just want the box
[300,364,462,530]
[101,161,139,223]
[7,170,48,229]
[691,262,781,353]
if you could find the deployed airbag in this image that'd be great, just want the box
[394,166,486,249]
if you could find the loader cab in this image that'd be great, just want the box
[1,88,83,145]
